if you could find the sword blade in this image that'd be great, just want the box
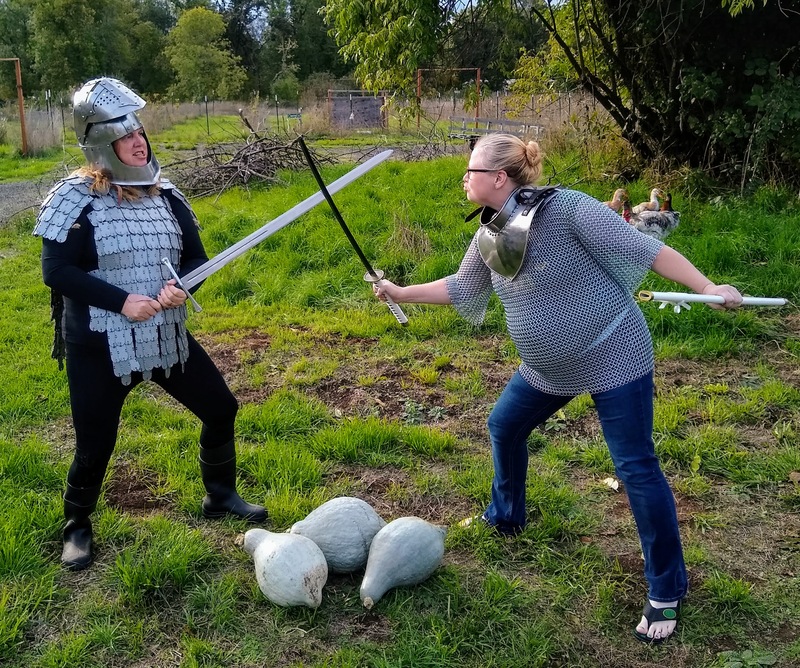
[296,137,408,326]
[182,149,393,290]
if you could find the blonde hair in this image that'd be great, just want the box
[473,134,544,185]
[73,166,160,203]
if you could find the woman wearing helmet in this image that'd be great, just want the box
[34,77,266,571]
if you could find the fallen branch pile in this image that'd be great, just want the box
[163,135,335,199]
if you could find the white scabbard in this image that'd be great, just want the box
[638,290,789,313]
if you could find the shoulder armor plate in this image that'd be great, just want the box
[33,176,95,242]
[160,179,200,228]
[476,186,560,279]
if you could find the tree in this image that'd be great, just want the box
[721,0,770,16]
[165,6,248,99]
[125,19,173,94]
[27,0,167,94]
[210,0,268,93]
[517,0,800,184]
[323,0,800,186]
[320,0,545,95]
[290,0,349,80]
[0,0,38,96]
[30,0,106,91]
[270,36,299,102]
[446,1,547,91]
[320,0,447,93]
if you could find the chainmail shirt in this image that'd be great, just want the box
[446,188,664,396]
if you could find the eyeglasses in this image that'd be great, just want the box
[464,168,499,179]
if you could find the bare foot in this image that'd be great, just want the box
[635,599,679,642]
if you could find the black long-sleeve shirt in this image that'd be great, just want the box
[41,189,208,346]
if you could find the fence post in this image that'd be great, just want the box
[0,58,28,155]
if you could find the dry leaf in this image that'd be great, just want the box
[789,471,800,485]
[602,477,620,491]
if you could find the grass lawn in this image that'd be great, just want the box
[0,131,799,667]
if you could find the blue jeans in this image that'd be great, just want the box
[483,370,687,602]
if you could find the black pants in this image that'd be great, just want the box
[65,334,238,488]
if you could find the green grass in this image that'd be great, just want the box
[1,133,799,667]
[0,144,81,182]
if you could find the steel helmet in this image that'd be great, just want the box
[72,77,160,185]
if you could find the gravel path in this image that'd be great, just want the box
[0,179,51,225]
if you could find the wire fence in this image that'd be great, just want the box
[0,88,604,155]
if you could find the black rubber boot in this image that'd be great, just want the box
[199,440,267,522]
[61,483,102,571]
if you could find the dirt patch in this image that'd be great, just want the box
[198,329,517,445]
[656,352,800,390]
[326,463,474,524]
[104,460,174,513]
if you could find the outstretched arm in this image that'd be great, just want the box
[373,278,452,305]
[651,246,742,308]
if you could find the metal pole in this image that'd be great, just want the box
[417,68,422,130]
[476,68,481,122]
[60,96,66,143]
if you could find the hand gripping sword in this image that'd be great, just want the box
[162,149,395,308]
[296,136,408,326]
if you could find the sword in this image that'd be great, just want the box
[180,149,394,292]
[638,290,788,313]
[296,136,408,326]
[161,257,203,312]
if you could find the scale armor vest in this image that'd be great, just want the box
[34,176,191,384]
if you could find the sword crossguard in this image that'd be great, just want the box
[161,258,203,313]
[364,270,409,326]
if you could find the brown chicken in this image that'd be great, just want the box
[604,188,629,213]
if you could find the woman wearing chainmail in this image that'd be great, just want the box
[373,133,743,643]
[34,77,266,572]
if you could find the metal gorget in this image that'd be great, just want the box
[474,185,559,279]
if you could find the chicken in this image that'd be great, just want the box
[621,198,632,223]
[629,192,679,240]
[632,188,664,215]
[604,188,629,213]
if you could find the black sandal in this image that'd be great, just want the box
[634,601,680,644]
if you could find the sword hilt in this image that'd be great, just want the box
[364,270,409,326]
[161,258,203,312]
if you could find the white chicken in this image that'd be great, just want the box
[628,192,680,240]
[632,188,664,215]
